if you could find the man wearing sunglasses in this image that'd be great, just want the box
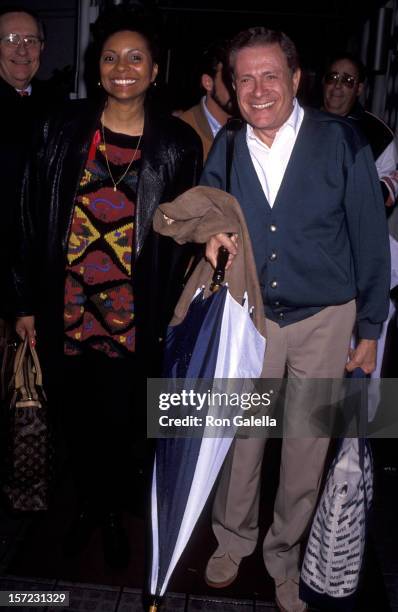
[322,53,398,208]
[323,52,398,471]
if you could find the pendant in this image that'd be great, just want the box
[113,185,117,192]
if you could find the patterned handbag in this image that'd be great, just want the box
[2,337,53,512]
[300,437,373,610]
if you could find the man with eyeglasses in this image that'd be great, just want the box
[323,52,398,471]
[0,7,49,317]
[0,9,44,95]
[0,7,66,363]
[322,53,398,208]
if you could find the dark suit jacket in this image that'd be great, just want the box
[0,77,66,316]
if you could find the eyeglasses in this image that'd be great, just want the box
[324,71,357,89]
[0,33,43,49]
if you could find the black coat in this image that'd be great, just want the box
[0,77,66,315]
[13,99,203,375]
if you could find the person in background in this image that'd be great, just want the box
[179,40,235,160]
[13,7,202,569]
[201,27,389,612]
[322,52,398,207]
[323,53,398,469]
[0,6,64,318]
[0,6,44,95]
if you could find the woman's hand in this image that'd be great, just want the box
[15,316,36,347]
[205,233,238,270]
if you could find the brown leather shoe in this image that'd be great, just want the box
[275,577,307,612]
[204,550,241,588]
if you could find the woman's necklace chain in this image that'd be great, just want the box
[100,121,143,192]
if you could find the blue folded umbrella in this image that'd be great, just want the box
[149,277,266,608]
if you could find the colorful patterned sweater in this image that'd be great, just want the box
[64,126,141,358]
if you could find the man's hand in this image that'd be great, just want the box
[15,315,36,347]
[205,233,238,270]
[346,338,377,374]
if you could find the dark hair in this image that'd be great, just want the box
[84,5,161,101]
[324,52,367,83]
[0,5,45,40]
[199,40,229,79]
[91,6,160,65]
[229,27,300,76]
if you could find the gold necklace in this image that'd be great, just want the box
[100,121,143,192]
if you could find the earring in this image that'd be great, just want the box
[152,81,157,88]
[97,81,102,88]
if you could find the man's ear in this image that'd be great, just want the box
[201,73,214,93]
[357,81,364,97]
[292,68,301,97]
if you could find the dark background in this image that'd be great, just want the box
[3,0,394,112]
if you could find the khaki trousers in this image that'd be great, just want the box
[212,300,356,580]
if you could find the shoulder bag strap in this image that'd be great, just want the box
[225,117,242,193]
[211,118,242,290]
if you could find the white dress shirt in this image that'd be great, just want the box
[202,96,222,138]
[15,83,32,96]
[246,98,304,206]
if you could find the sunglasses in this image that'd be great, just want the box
[324,71,357,89]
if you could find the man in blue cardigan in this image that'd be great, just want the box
[201,27,390,612]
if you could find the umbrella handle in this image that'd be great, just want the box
[210,246,229,292]
[148,597,162,611]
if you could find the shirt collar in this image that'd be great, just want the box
[15,83,32,96]
[247,97,302,147]
[201,96,222,138]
